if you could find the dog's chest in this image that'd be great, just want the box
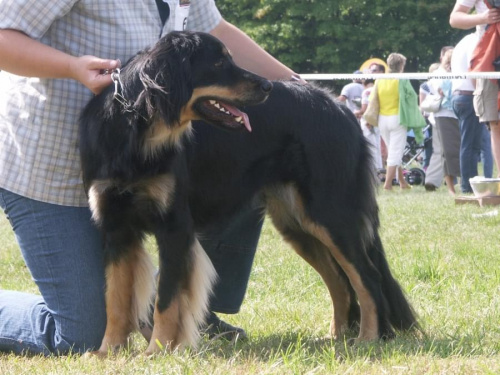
[142,118,192,159]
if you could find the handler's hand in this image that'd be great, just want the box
[69,56,121,94]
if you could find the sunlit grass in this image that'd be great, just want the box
[1,187,500,374]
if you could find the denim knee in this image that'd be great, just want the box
[0,291,106,356]
[58,307,106,354]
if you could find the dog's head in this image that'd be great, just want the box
[122,31,272,133]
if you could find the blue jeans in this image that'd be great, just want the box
[0,188,106,355]
[200,205,262,314]
[0,188,260,354]
[452,94,483,193]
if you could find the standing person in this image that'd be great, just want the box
[450,0,500,184]
[355,68,384,173]
[420,62,443,192]
[417,62,441,172]
[428,48,461,195]
[368,63,389,166]
[0,0,303,355]
[370,53,426,191]
[450,32,484,193]
[337,71,364,117]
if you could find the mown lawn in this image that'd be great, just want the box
[1,187,500,374]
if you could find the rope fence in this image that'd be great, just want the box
[300,72,500,81]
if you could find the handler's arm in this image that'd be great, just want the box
[450,4,500,29]
[210,19,304,82]
[0,28,119,94]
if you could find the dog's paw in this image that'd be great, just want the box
[82,350,109,360]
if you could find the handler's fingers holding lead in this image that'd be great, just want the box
[72,56,121,94]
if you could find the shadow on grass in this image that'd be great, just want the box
[197,330,495,363]
[2,331,494,363]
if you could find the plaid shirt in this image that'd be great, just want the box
[0,0,221,206]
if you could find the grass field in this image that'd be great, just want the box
[1,187,500,374]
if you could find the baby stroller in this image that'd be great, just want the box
[400,122,432,186]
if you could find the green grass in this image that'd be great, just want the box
[1,187,500,374]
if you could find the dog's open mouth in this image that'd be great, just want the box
[195,99,252,132]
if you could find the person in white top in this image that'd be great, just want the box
[450,0,500,180]
[450,32,484,192]
[338,71,364,115]
[422,62,445,192]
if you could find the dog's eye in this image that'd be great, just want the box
[214,59,224,68]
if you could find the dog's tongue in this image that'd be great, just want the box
[222,102,252,132]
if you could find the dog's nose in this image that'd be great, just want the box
[261,80,273,93]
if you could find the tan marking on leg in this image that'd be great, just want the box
[264,186,352,338]
[146,297,181,354]
[295,241,352,338]
[145,238,217,355]
[98,257,137,354]
[305,223,379,342]
[264,184,379,341]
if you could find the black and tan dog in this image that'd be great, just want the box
[186,81,420,343]
[79,31,272,355]
[81,31,419,356]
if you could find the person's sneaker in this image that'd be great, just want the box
[202,312,248,341]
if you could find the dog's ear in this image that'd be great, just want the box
[135,34,195,125]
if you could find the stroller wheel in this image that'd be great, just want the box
[404,167,425,186]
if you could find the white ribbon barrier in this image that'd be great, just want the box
[300,72,500,81]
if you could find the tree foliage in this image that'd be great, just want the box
[217,0,468,75]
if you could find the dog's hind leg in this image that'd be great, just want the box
[302,226,391,342]
[265,185,393,342]
[274,224,360,339]
[264,186,360,339]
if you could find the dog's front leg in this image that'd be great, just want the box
[97,259,135,354]
[93,230,148,356]
[145,222,216,355]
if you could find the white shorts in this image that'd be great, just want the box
[378,114,407,167]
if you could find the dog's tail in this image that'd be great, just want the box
[370,233,420,333]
